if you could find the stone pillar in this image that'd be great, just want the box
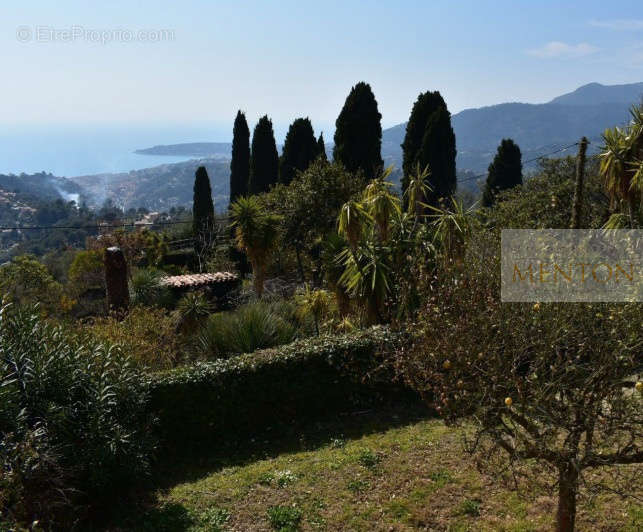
[104,247,129,313]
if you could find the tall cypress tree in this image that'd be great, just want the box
[249,115,279,195]
[193,165,214,236]
[417,106,457,205]
[279,117,318,185]
[317,132,327,161]
[333,82,383,180]
[401,91,447,195]
[482,139,523,207]
[230,110,250,204]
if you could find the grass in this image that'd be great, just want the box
[107,405,642,531]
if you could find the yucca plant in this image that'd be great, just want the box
[295,284,332,335]
[230,196,281,298]
[428,197,475,269]
[174,291,214,335]
[129,268,172,307]
[599,103,643,227]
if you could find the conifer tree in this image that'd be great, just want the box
[401,91,447,195]
[482,139,523,207]
[230,110,250,204]
[279,117,318,185]
[249,115,279,194]
[417,106,457,205]
[317,132,327,161]
[333,82,383,180]
[193,165,214,236]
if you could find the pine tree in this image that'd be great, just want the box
[401,91,447,195]
[317,132,327,161]
[230,110,250,204]
[249,115,279,195]
[333,82,383,180]
[279,117,318,185]
[417,106,457,206]
[193,165,214,236]
[482,139,523,207]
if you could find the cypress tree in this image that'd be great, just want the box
[230,110,250,204]
[482,139,523,207]
[333,82,383,180]
[317,132,327,161]
[249,115,279,194]
[417,106,457,206]
[279,117,318,185]
[401,91,447,195]
[193,165,215,236]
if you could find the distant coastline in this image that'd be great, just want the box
[134,142,232,158]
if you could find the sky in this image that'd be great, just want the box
[2,0,643,140]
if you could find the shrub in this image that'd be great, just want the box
[191,300,300,359]
[86,306,179,369]
[0,304,155,528]
[149,327,413,452]
[129,268,173,308]
[267,505,302,531]
[173,291,214,335]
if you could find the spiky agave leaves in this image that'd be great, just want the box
[404,163,432,219]
[338,199,370,250]
[362,166,401,241]
[599,103,643,225]
[230,196,281,297]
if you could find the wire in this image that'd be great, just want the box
[458,141,584,183]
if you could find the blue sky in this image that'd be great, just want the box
[2,1,643,139]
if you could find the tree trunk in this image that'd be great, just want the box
[104,247,129,314]
[253,261,265,298]
[335,287,351,318]
[556,464,579,532]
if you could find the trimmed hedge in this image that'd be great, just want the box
[148,326,414,451]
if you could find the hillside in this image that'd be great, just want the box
[71,158,230,210]
[0,171,85,204]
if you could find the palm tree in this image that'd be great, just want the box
[230,196,281,298]
[599,104,643,227]
[362,166,400,241]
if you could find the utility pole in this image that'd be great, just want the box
[570,137,589,229]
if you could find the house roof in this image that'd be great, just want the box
[160,272,239,288]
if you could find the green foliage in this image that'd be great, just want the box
[333,81,383,180]
[86,306,179,369]
[483,156,608,229]
[230,110,251,204]
[249,115,279,194]
[192,300,299,359]
[193,166,215,238]
[599,103,643,227]
[130,268,172,307]
[482,138,523,207]
[263,160,362,280]
[174,291,214,335]
[280,117,318,185]
[317,132,327,161]
[0,305,155,528]
[148,327,408,452]
[67,249,104,290]
[401,90,447,195]
[230,196,281,297]
[267,505,302,531]
[0,254,72,315]
[417,106,457,205]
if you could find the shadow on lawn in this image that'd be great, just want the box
[102,401,433,531]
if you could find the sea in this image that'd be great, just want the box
[0,122,233,178]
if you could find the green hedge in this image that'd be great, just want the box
[148,327,415,451]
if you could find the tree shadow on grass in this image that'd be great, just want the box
[99,401,433,531]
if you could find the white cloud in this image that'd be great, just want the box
[589,19,643,31]
[527,41,599,59]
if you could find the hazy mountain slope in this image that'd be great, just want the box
[71,158,230,211]
[0,172,85,203]
[549,81,643,106]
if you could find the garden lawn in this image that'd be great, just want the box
[110,406,641,532]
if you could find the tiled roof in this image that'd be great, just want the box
[160,272,239,288]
